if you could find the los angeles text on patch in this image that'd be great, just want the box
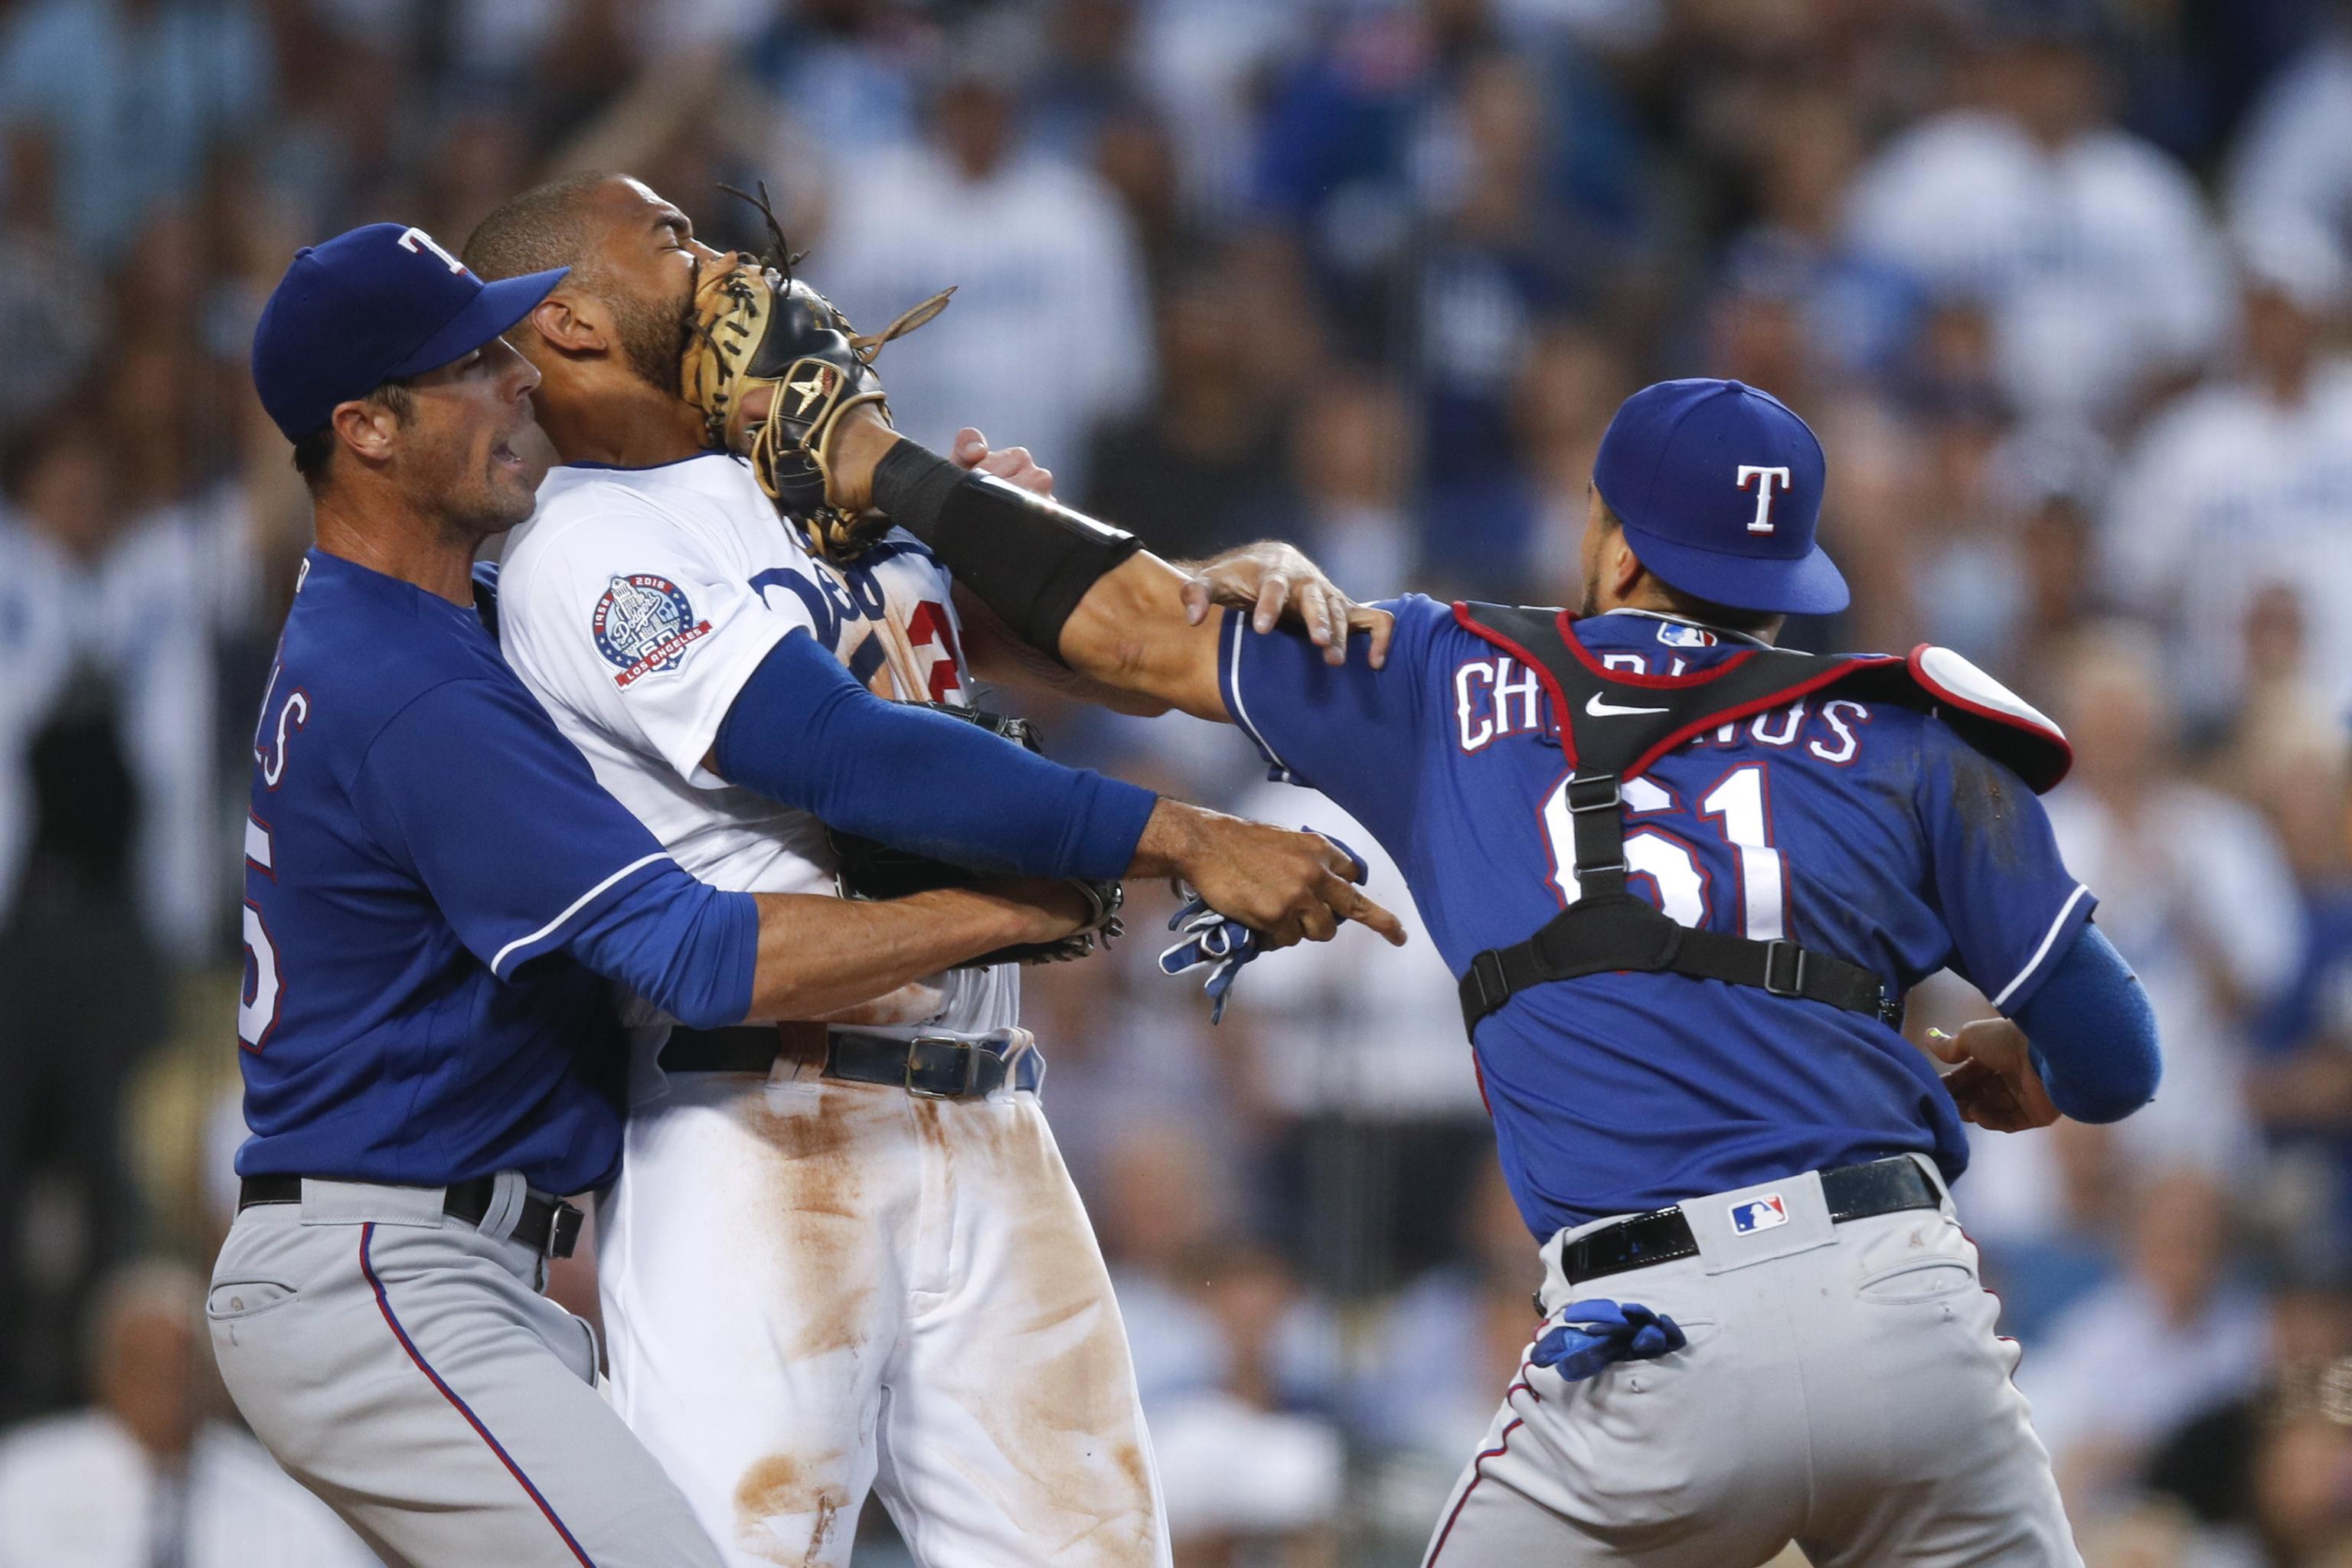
[593,573,714,688]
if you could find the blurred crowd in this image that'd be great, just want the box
[5,0,2352,1562]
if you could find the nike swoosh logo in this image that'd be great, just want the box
[1586,694,1671,717]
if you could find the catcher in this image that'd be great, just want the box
[463,173,1396,1567]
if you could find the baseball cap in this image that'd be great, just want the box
[1590,377,1849,616]
[251,222,569,442]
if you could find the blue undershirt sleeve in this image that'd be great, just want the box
[2011,922,2161,1124]
[558,866,759,1032]
[710,629,1158,877]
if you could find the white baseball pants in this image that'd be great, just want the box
[598,1063,1171,1567]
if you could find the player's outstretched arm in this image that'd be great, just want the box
[945,428,1393,693]
[828,416,1388,723]
[738,883,1098,1023]
[704,623,1406,947]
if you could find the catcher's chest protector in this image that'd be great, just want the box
[1449,604,2073,1040]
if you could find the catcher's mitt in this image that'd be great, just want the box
[681,181,952,560]
[825,704,1124,967]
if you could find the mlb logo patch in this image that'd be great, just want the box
[1656,622,1717,648]
[1730,1194,1788,1233]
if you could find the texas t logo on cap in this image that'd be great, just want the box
[1736,464,1792,534]
[1590,377,1849,616]
[250,222,570,443]
[1730,1194,1789,1233]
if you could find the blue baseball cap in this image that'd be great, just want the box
[251,222,569,442]
[1590,377,1848,616]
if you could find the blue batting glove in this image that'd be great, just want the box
[1530,1299,1688,1383]
[1158,901,1256,1024]
[1156,830,1369,1024]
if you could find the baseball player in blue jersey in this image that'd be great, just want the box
[214,224,1163,1568]
[819,378,2165,1565]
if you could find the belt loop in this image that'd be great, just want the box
[1903,1151,1954,1210]
[988,1028,1037,1099]
[478,1171,528,1243]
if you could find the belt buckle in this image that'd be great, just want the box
[1762,939,1807,997]
[903,1035,978,1100]
[547,1199,584,1261]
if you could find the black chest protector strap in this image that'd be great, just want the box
[1456,605,1906,1039]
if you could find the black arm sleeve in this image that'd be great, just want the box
[870,440,1144,657]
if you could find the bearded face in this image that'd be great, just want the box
[606,263,699,398]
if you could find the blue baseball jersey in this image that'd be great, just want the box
[1221,598,2095,1238]
[236,550,756,1194]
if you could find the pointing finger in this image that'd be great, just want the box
[1348,888,1408,946]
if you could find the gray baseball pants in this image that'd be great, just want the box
[1422,1158,2082,1567]
[207,1174,724,1568]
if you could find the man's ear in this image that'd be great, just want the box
[329,397,402,466]
[1609,531,1647,601]
[528,289,608,357]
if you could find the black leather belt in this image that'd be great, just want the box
[236,1174,583,1259]
[661,1025,1038,1100]
[1560,1157,1940,1285]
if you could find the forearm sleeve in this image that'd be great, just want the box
[869,439,1143,655]
[2012,922,2161,1123]
[710,629,1157,877]
[563,863,759,1031]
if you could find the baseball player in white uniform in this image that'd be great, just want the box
[465,174,1398,1567]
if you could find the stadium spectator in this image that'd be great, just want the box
[1081,256,1297,560]
[1146,1241,1346,1567]
[2143,1271,2352,1557]
[1713,88,1920,386]
[818,45,1152,497]
[0,1259,374,1566]
[1968,1118,2134,1344]
[2231,1,2352,284]
[1280,374,1420,625]
[1346,1161,1542,1468]
[2248,737,2352,1265]
[1221,782,1487,1295]
[0,0,275,252]
[2022,1167,2271,1511]
[2101,228,2352,733]
[1843,0,2230,426]
[0,122,101,441]
[0,416,217,1414]
[1513,317,1632,599]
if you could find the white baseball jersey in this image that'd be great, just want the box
[495,450,1017,1042]
[495,451,1169,1566]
